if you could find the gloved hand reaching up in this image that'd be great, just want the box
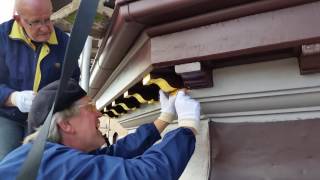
[175,91,200,134]
[10,91,36,113]
[158,90,176,123]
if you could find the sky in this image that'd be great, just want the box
[0,0,15,23]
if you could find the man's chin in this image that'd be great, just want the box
[34,36,50,43]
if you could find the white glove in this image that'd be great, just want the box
[158,90,176,123]
[175,91,200,134]
[11,91,36,113]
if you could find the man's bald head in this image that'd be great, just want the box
[14,0,54,42]
[15,0,52,16]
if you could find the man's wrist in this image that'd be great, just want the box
[154,119,169,134]
[5,92,17,107]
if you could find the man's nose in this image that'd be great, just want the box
[39,24,51,32]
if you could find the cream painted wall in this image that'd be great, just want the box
[0,0,14,23]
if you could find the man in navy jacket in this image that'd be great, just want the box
[0,0,80,160]
[0,79,200,179]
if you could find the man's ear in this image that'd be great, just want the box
[13,14,22,25]
[57,120,74,134]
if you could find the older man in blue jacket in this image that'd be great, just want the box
[0,79,200,179]
[0,0,80,160]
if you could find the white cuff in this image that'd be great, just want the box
[158,112,175,123]
[10,92,17,106]
[178,119,199,134]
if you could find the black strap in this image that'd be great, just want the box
[16,0,99,179]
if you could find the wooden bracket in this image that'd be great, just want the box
[175,62,213,89]
[113,105,127,115]
[299,44,320,74]
[143,67,184,93]
[105,104,126,117]
[125,83,159,103]
[115,96,140,110]
[105,111,118,118]
[103,106,119,118]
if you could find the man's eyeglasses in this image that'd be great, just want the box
[23,18,52,28]
[77,101,98,112]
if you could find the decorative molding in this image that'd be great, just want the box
[114,58,320,128]
[118,87,320,127]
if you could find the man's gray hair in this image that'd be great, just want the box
[23,103,80,144]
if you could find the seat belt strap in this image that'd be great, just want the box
[16,0,100,179]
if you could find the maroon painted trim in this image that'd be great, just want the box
[299,55,320,74]
[97,0,314,69]
[150,2,320,67]
[176,63,213,89]
[146,0,318,37]
[299,44,320,74]
[208,121,216,180]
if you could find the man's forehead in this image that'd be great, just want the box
[19,8,52,19]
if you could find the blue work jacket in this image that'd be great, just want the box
[0,19,80,122]
[0,123,195,180]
